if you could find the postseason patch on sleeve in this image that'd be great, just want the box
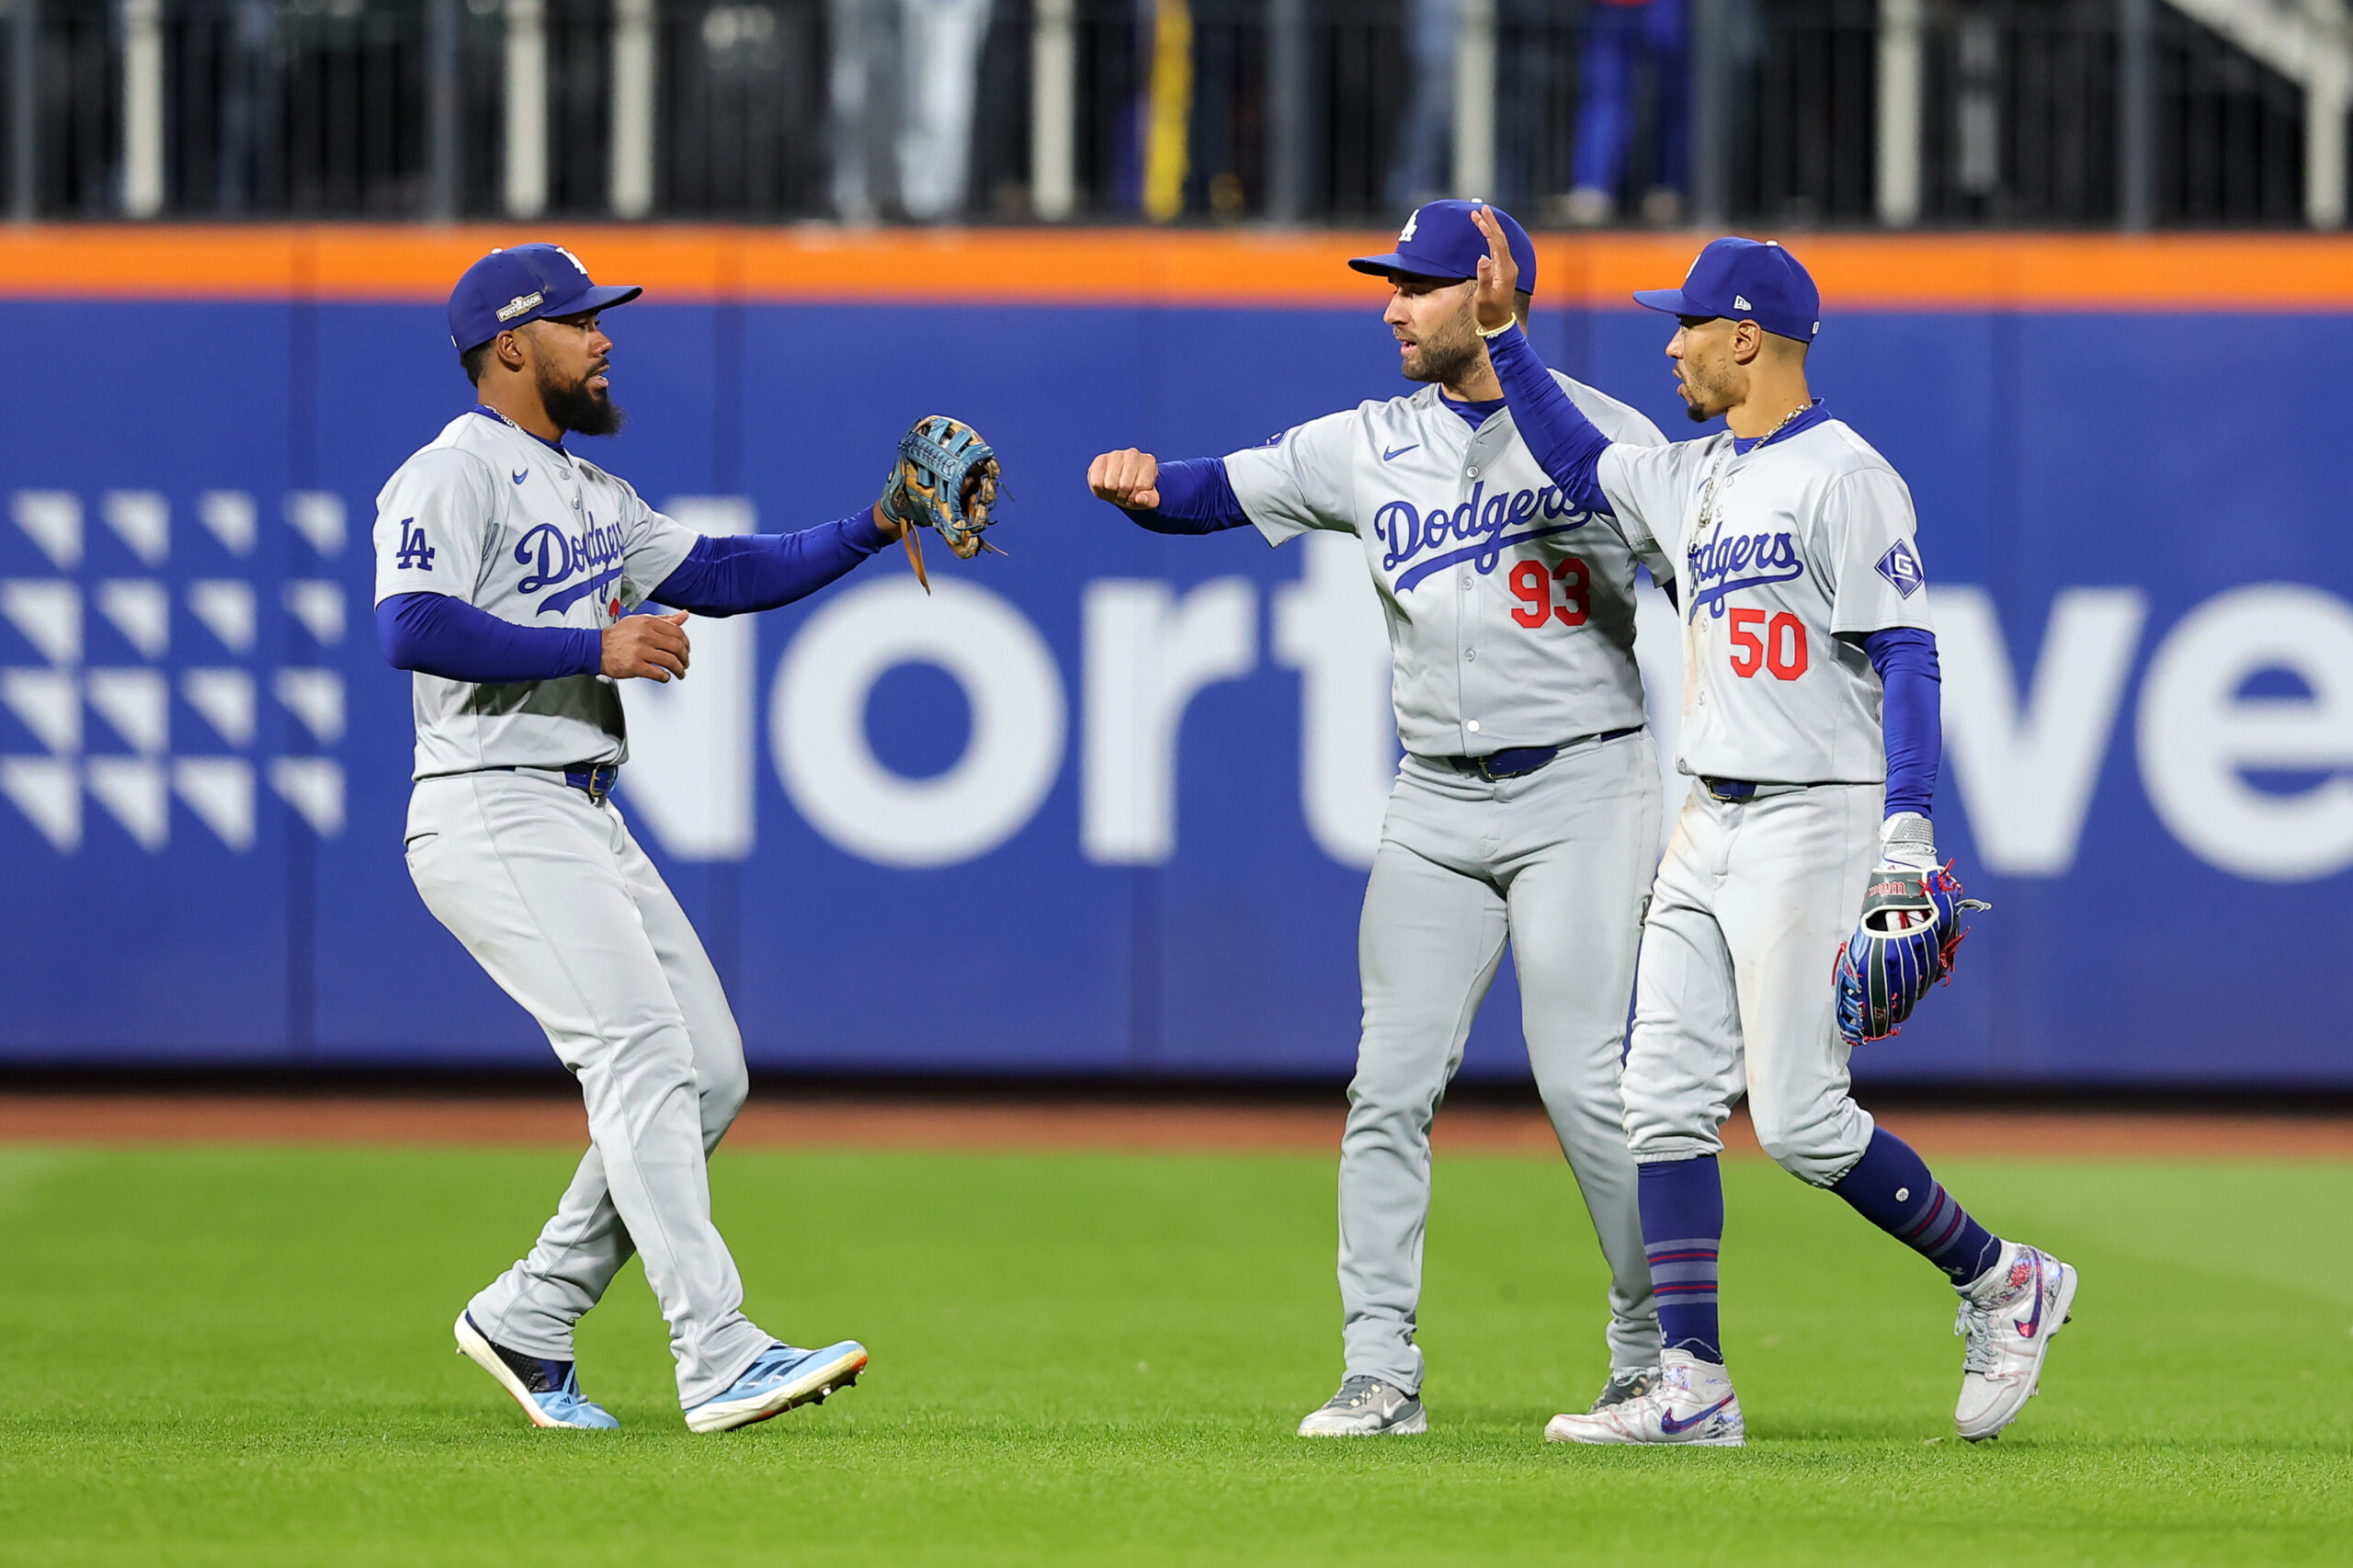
[1876,538,1925,597]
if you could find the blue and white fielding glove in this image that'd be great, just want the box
[1833,812,1991,1048]
[875,415,1005,593]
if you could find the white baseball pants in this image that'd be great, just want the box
[1339,733,1664,1392]
[1622,779,1881,1186]
[404,769,772,1409]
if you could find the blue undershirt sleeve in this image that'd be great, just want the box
[1120,457,1250,535]
[1863,626,1942,820]
[1483,323,1614,515]
[649,511,892,615]
[378,592,602,684]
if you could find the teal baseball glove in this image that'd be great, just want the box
[875,415,1004,592]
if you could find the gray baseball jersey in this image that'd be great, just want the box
[370,409,699,779]
[1597,417,1932,783]
[1215,373,1673,1391]
[1225,376,1669,757]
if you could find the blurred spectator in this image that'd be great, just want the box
[829,0,895,221]
[1559,0,1688,227]
[1387,0,1457,213]
[829,0,995,221]
[900,0,996,221]
[1387,0,1573,216]
[1142,0,1193,221]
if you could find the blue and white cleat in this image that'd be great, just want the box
[453,1311,619,1430]
[685,1340,869,1434]
[1543,1350,1745,1446]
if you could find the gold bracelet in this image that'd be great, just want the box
[1477,317,1518,340]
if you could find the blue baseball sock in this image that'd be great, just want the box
[1831,1129,2003,1285]
[1638,1155,1724,1365]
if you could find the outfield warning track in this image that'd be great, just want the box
[1,1095,2348,1160]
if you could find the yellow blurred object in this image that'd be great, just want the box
[1142,0,1193,223]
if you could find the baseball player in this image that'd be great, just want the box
[374,244,959,1433]
[1453,207,2077,1446]
[1088,200,1673,1436]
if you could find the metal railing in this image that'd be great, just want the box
[0,0,2343,226]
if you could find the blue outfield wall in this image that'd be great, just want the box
[1,296,2347,1085]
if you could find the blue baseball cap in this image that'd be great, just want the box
[1633,236,1820,342]
[1349,199,1539,295]
[448,243,642,351]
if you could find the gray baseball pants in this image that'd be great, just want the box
[1339,731,1664,1393]
[404,769,773,1409]
[1621,780,1881,1186]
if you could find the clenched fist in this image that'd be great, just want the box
[603,610,691,682]
[1087,448,1161,511]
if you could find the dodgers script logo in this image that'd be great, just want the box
[1372,483,1596,592]
[515,514,626,615]
[1685,527,1806,618]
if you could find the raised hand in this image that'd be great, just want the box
[602,609,691,682]
[1470,202,1518,333]
[1087,448,1162,510]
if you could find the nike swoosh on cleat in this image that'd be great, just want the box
[1658,1395,1733,1435]
[512,470,529,484]
[2015,1256,2047,1338]
[1382,444,1418,461]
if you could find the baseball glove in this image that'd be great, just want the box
[875,415,1004,593]
[1832,862,1991,1049]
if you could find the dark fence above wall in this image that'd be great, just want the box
[0,0,2340,228]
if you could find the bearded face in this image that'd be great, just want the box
[1385,275,1489,388]
[537,350,626,437]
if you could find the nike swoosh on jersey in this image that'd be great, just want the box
[1382,444,1418,461]
[512,470,529,484]
[1658,1394,1734,1435]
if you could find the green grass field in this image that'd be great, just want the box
[1,1137,2347,1566]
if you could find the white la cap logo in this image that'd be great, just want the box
[553,244,590,278]
[1398,210,1419,243]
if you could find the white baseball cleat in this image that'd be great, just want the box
[1297,1375,1427,1437]
[1543,1350,1744,1446]
[1954,1242,2077,1441]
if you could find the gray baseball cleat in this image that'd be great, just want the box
[1297,1375,1427,1437]
[1588,1365,1663,1412]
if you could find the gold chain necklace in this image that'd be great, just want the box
[1697,401,1813,533]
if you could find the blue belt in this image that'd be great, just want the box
[563,764,620,801]
[483,763,620,801]
[1702,777,1837,801]
[1441,725,1643,782]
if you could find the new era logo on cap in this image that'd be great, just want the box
[1631,236,1821,343]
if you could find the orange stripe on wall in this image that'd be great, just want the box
[1,225,2350,311]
